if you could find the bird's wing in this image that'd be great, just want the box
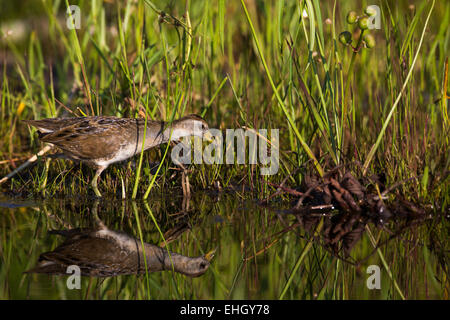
[35,118,135,161]
[23,117,88,133]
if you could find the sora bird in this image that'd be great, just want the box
[24,114,212,197]
[25,223,215,277]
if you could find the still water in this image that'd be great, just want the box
[0,192,446,299]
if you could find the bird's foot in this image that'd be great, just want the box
[92,185,102,197]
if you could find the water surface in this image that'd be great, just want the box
[0,192,446,299]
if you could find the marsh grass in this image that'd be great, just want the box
[0,0,447,202]
[0,0,449,300]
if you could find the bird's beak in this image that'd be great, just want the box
[204,248,216,262]
[203,130,214,142]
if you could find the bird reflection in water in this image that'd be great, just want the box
[26,201,214,278]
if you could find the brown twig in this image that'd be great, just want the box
[0,145,54,185]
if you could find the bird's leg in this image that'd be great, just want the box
[91,199,107,230]
[92,166,106,197]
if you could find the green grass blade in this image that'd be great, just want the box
[363,0,435,175]
[240,0,324,177]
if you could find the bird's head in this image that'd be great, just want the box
[177,248,216,277]
[169,114,213,141]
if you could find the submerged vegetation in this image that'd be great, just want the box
[0,0,448,300]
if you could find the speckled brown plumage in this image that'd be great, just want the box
[24,114,210,196]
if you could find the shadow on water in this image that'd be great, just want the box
[0,191,447,299]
